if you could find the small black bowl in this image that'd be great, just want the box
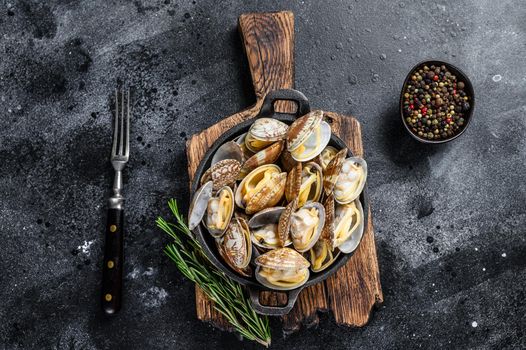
[399,60,475,144]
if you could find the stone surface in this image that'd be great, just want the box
[1,1,525,349]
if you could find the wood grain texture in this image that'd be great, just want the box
[185,11,383,334]
[239,11,295,113]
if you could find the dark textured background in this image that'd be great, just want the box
[1,0,525,349]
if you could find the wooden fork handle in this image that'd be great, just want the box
[101,208,124,314]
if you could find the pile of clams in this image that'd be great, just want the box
[189,110,367,291]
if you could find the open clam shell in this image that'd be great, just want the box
[255,247,310,291]
[287,110,324,151]
[297,162,323,207]
[245,118,288,153]
[217,217,252,270]
[188,181,213,230]
[289,122,331,162]
[234,164,286,214]
[211,141,245,166]
[333,157,367,204]
[290,201,325,252]
[309,240,341,272]
[332,199,364,254]
[205,186,235,238]
[239,141,284,179]
[248,206,292,250]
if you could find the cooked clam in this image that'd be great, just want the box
[218,217,252,268]
[318,146,338,171]
[201,159,241,191]
[211,141,244,165]
[287,110,331,162]
[217,217,252,277]
[309,240,340,272]
[278,198,297,248]
[333,157,367,204]
[205,186,235,238]
[255,247,310,290]
[248,207,292,249]
[235,133,255,159]
[239,141,284,178]
[290,202,325,252]
[245,118,288,153]
[320,193,335,244]
[323,148,347,196]
[188,181,213,230]
[297,162,323,207]
[332,200,364,254]
[234,164,286,214]
[285,162,302,202]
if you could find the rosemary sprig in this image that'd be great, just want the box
[156,199,271,347]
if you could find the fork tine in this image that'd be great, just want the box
[125,89,130,157]
[112,89,119,157]
[119,89,125,156]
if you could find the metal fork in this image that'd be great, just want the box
[101,88,130,315]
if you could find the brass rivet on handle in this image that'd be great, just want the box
[110,225,117,232]
[107,260,114,269]
[105,293,112,301]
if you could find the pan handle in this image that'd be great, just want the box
[259,89,311,119]
[248,286,302,316]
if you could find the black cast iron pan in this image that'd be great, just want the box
[191,89,369,316]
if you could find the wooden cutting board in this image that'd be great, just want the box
[186,11,383,335]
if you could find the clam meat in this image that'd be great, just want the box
[333,157,367,204]
[297,162,323,207]
[290,202,325,252]
[205,186,235,238]
[309,240,340,272]
[332,200,364,254]
[248,207,292,249]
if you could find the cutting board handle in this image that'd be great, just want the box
[239,11,295,111]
